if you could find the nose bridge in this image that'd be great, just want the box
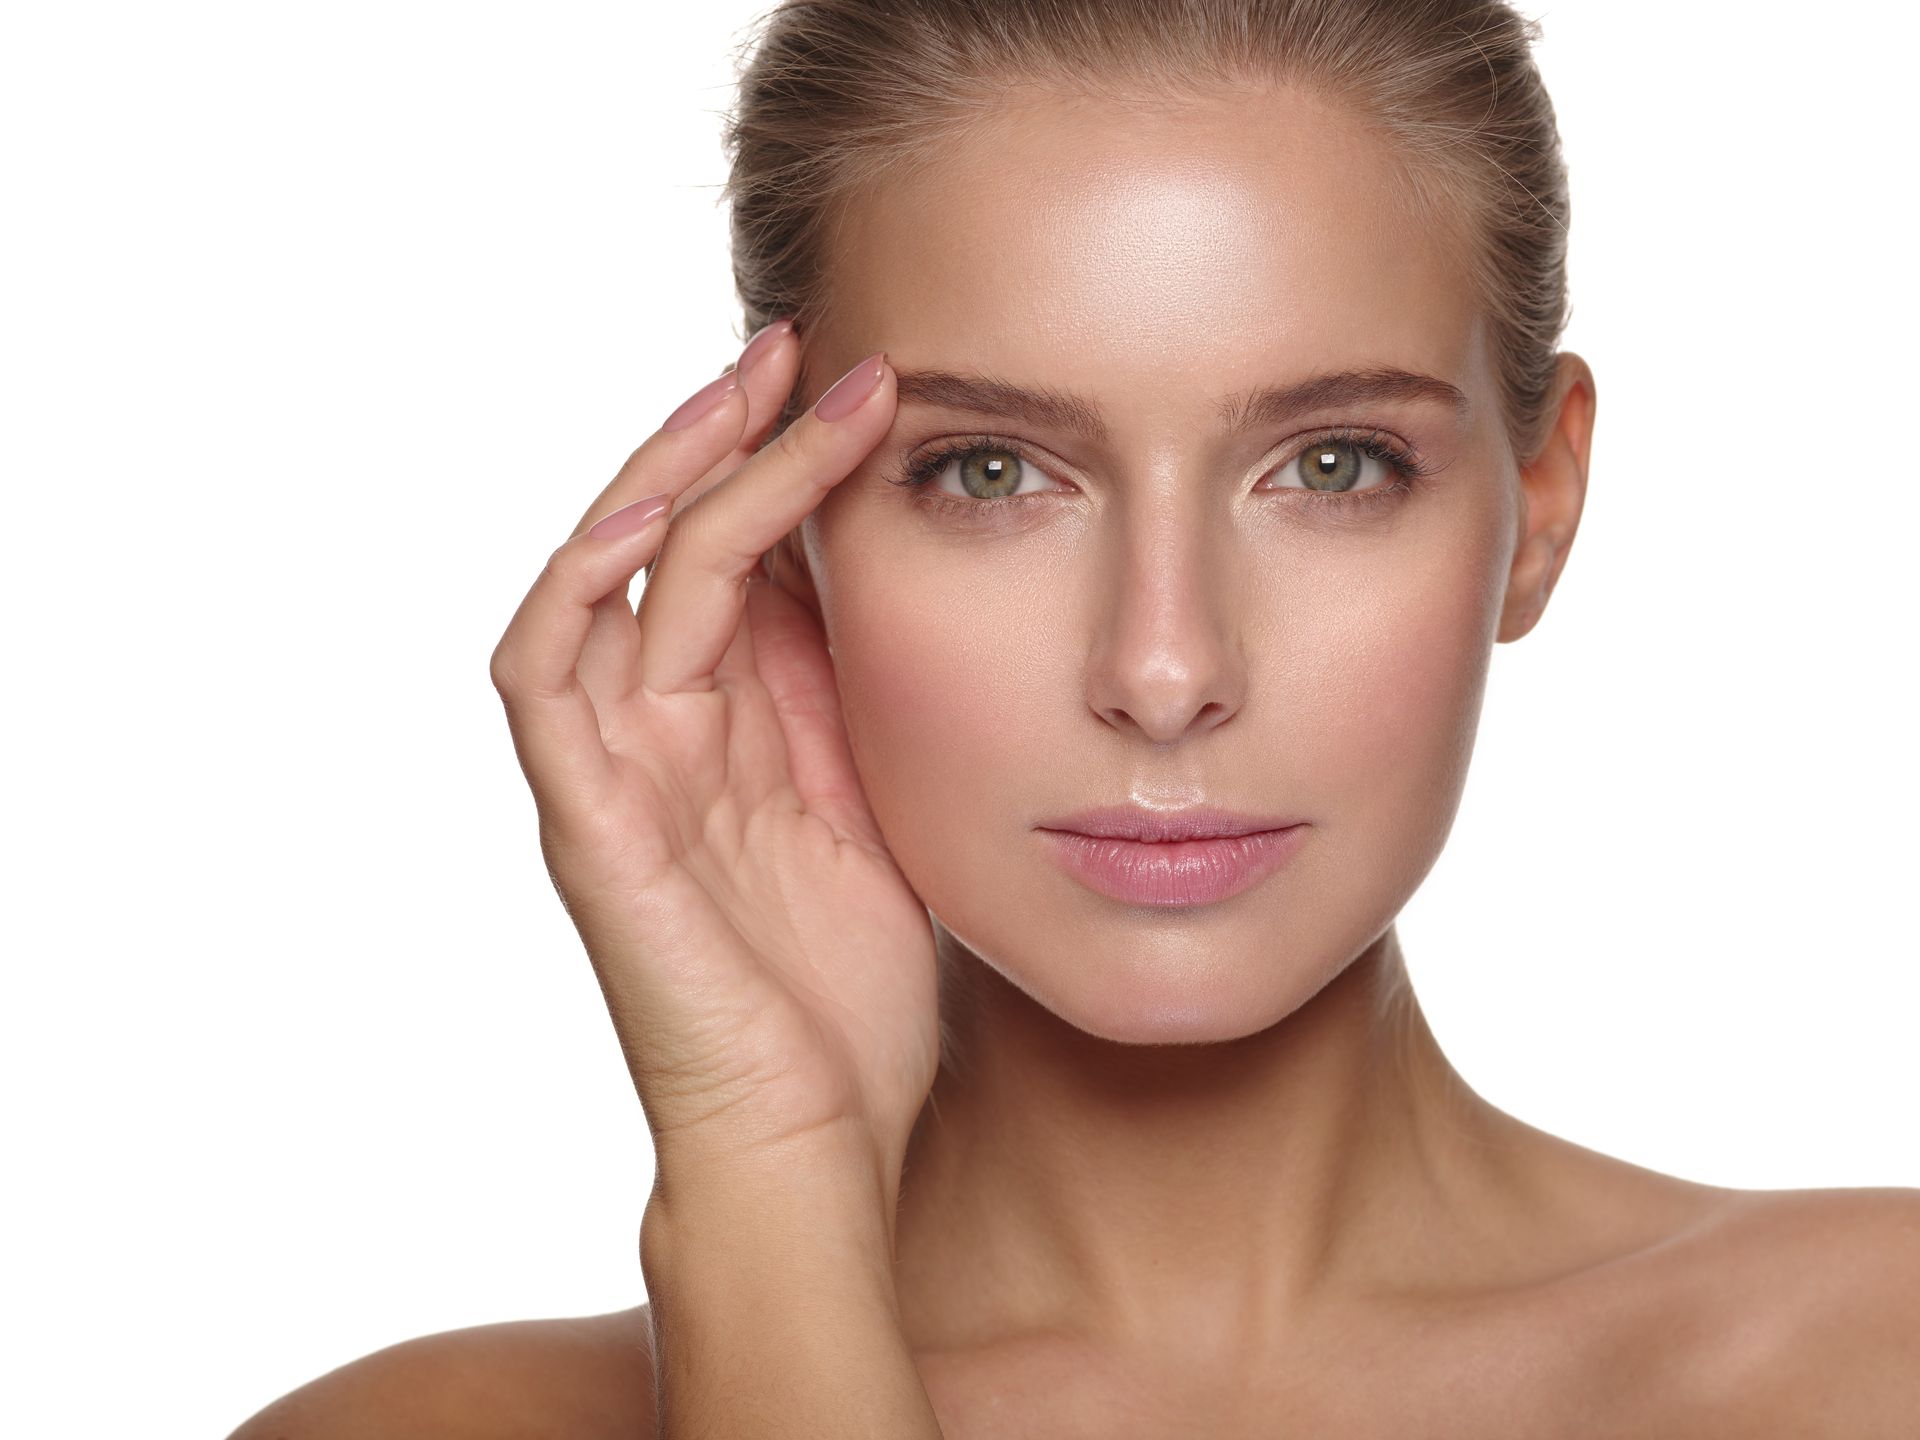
[1084,463,1246,743]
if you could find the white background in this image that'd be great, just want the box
[5,2,1915,1434]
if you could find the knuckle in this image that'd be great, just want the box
[532,539,587,596]
[488,644,523,697]
[770,414,816,469]
[653,500,731,577]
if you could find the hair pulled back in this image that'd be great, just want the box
[719,0,1570,462]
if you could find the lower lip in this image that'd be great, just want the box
[1037,825,1307,907]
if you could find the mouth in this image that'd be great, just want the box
[1036,826,1308,907]
[1036,804,1305,844]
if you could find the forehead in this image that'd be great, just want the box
[828,85,1487,416]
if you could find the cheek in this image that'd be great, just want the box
[1284,513,1509,884]
[818,551,1057,889]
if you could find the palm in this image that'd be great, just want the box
[549,573,940,1167]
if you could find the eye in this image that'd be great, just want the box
[896,441,1056,503]
[1267,433,1409,494]
[888,426,1435,522]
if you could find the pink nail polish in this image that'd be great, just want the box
[589,492,672,540]
[662,372,739,432]
[737,317,793,376]
[814,350,886,423]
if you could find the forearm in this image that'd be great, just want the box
[640,1137,943,1438]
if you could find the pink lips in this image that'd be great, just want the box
[1035,807,1308,906]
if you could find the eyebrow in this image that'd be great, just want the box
[891,365,1470,444]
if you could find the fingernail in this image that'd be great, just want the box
[589,491,672,540]
[814,350,886,423]
[737,317,793,377]
[662,372,739,433]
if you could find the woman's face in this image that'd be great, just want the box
[782,86,1537,1044]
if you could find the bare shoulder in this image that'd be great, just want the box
[226,1303,656,1440]
[1664,1185,1920,1435]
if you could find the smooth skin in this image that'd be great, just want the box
[230,84,1920,1438]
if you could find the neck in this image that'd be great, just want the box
[891,925,1540,1362]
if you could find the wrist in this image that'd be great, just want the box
[644,1127,902,1281]
[639,1141,939,1439]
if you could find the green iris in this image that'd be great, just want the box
[959,449,1024,499]
[1298,440,1364,492]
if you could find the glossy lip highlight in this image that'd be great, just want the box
[1036,804,1305,842]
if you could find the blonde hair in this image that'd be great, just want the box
[720,0,1570,463]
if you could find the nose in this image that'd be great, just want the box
[1082,508,1246,745]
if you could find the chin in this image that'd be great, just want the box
[933,895,1369,1048]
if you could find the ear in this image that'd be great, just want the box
[1498,352,1596,644]
[761,524,824,624]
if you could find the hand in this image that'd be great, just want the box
[488,330,939,1189]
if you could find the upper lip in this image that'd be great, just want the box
[1037,805,1305,842]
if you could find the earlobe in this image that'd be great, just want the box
[1497,353,1596,644]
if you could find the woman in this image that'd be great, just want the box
[231,0,1919,1434]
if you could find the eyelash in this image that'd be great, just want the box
[887,426,1438,522]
